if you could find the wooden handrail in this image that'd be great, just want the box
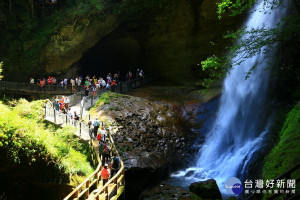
[43,75,158,199]
[63,139,102,200]
[92,128,125,199]
[63,128,125,200]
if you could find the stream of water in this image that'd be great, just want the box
[166,0,288,197]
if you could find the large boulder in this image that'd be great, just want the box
[189,179,222,200]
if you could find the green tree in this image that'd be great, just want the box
[201,0,300,88]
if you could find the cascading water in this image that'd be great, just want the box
[166,0,288,196]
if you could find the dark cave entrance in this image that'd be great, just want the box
[77,28,144,80]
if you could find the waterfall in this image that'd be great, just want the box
[167,0,288,195]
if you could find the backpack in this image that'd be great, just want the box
[112,157,120,169]
[98,143,104,154]
[103,144,109,154]
[97,133,101,141]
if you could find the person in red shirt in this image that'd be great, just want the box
[47,76,52,85]
[100,164,110,186]
[40,79,45,88]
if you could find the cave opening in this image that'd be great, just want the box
[77,29,144,81]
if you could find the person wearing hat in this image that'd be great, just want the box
[93,118,100,138]
[100,164,110,186]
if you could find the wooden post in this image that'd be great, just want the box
[95,172,99,188]
[86,180,90,198]
[114,176,118,194]
[75,190,79,199]
[66,114,68,124]
[80,122,82,136]
[54,109,56,123]
[105,186,108,200]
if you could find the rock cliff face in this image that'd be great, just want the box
[92,93,194,168]
[39,0,246,83]
[91,92,195,199]
[40,15,120,76]
[80,0,246,83]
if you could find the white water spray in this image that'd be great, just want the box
[169,0,288,195]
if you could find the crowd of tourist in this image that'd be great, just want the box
[46,69,146,186]
[29,69,145,94]
[53,95,80,121]
[89,118,121,186]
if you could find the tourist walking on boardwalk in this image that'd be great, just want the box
[98,140,104,161]
[103,142,110,165]
[70,78,76,92]
[54,96,60,111]
[64,96,70,109]
[59,79,64,90]
[110,153,120,178]
[101,78,106,90]
[93,118,100,137]
[52,77,57,84]
[63,78,68,90]
[100,164,110,186]
[100,126,106,141]
[84,86,89,96]
[74,111,79,121]
[92,84,97,97]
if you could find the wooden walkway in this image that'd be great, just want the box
[0,75,155,95]
[0,81,79,95]
[44,100,125,200]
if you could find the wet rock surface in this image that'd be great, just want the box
[141,184,193,200]
[93,93,195,169]
[189,179,222,200]
[92,90,222,199]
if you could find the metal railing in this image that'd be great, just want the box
[0,74,156,95]
[0,81,83,95]
[44,101,125,200]
[42,74,157,199]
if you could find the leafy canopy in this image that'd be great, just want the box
[201,0,300,88]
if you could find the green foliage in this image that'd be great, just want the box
[0,99,93,176]
[200,0,300,88]
[91,91,125,110]
[217,0,256,19]
[0,0,122,80]
[263,104,300,180]
[217,0,286,19]
[200,56,229,88]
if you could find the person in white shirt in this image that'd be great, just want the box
[70,78,76,92]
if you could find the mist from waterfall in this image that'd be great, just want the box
[167,0,288,196]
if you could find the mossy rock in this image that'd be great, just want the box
[189,179,222,200]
